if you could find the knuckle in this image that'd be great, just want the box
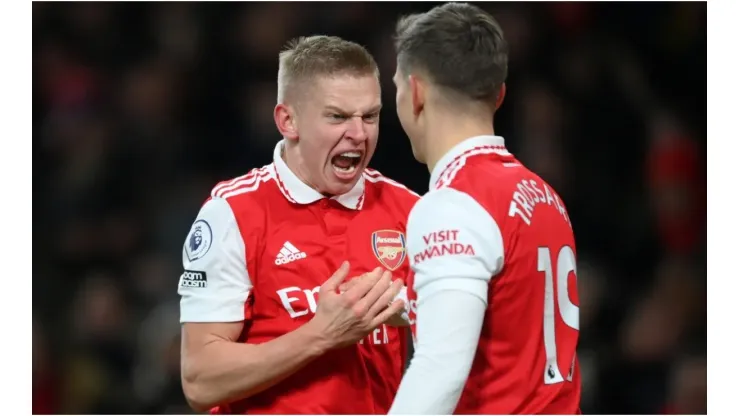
[340,296,354,308]
[345,291,359,304]
[351,305,365,318]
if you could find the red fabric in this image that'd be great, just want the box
[408,149,581,414]
[209,166,419,414]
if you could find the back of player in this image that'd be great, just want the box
[447,146,581,414]
[389,2,580,414]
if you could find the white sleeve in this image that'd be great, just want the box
[389,290,486,414]
[406,187,504,303]
[389,188,504,414]
[178,197,252,323]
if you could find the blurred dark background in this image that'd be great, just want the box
[32,2,707,414]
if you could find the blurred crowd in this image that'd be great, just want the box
[32,2,706,414]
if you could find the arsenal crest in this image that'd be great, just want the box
[371,230,407,271]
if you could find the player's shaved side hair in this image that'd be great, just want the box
[277,35,380,104]
[394,2,509,110]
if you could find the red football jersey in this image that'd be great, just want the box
[405,135,581,414]
[178,140,419,414]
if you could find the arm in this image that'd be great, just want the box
[181,321,331,412]
[179,198,405,411]
[178,197,331,411]
[389,291,486,414]
[389,188,504,414]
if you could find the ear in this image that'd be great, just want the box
[274,103,299,141]
[495,83,507,111]
[409,74,425,118]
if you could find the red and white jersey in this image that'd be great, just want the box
[405,135,581,414]
[178,140,419,414]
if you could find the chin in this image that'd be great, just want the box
[325,181,357,196]
[322,172,362,196]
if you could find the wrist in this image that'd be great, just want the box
[298,319,334,356]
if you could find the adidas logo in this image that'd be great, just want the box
[275,241,307,265]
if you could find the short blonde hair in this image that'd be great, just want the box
[277,35,379,104]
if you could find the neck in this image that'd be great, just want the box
[423,110,495,173]
[282,141,321,192]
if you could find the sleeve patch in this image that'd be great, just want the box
[180,270,208,288]
[185,219,213,261]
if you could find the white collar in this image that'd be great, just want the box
[428,135,508,190]
[272,140,366,210]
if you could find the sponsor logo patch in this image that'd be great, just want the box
[180,270,208,288]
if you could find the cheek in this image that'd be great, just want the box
[367,125,380,145]
[396,91,405,114]
[397,91,411,118]
[304,124,334,146]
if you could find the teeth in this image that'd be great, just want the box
[333,164,357,174]
[340,151,361,158]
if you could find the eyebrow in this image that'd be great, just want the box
[324,105,382,115]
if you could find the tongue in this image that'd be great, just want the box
[333,156,355,169]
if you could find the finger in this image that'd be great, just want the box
[344,267,384,300]
[370,299,406,328]
[322,261,350,291]
[353,270,393,315]
[366,278,404,319]
[339,277,360,293]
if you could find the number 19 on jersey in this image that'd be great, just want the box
[538,246,579,385]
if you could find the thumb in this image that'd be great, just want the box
[323,261,350,291]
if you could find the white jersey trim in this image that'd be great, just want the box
[211,165,274,199]
[429,135,509,191]
[363,168,421,198]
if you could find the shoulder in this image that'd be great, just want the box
[208,164,275,209]
[406,187,505,287]
[409,187,493,229]
[434,157,526,216]
[210,164,276,201]
[204,164,275,232]
[363,168,420,212]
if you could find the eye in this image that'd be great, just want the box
[329,113,347,121]
[363,113,380,123]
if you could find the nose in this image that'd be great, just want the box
[344,116,368,143]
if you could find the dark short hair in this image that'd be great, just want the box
[394,3,508,106]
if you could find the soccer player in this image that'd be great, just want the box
[388,3,582,414]
[177,36,420,414]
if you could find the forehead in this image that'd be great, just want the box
[309,74,381,111]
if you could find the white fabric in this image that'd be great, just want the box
[178,197,252,323]
[393,285,411,324]
[391,138,510,413]
[389,289,487,414]
[406,187,504,303]
[273,140,365,209]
